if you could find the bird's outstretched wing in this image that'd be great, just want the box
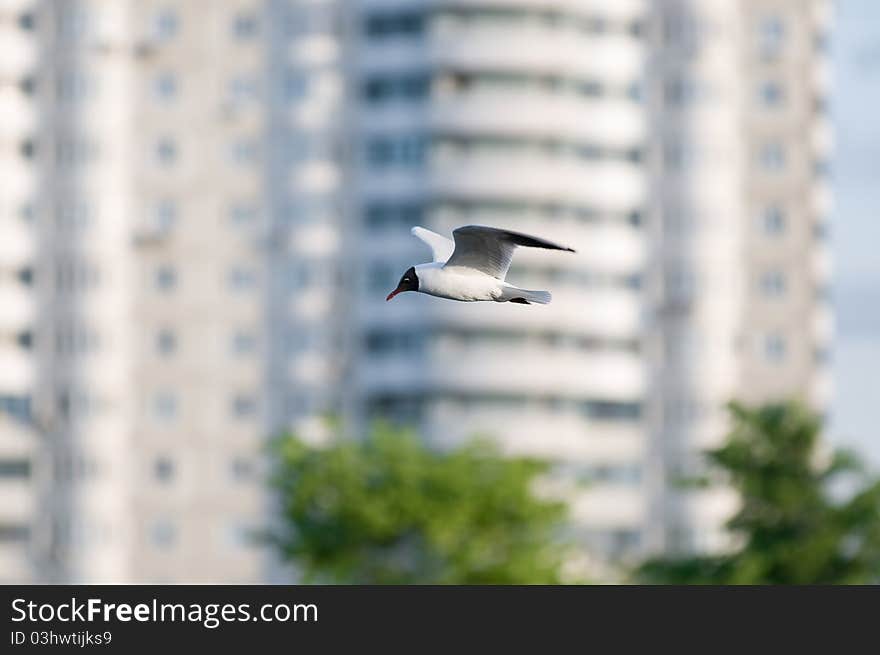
[411,226,455,263]
[444,225,575,280]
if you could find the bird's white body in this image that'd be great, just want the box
[386,225,574,305]
[414,263,506,302]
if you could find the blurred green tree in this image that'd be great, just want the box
[638,401,880,584]
[270,422,572,584]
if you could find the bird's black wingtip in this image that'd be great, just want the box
[565,247,576,253]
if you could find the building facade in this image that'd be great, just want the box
[644,0,833,554]
[0,0,39,582]
[0,0,831,582]
[13,0,275,583]
[349,0,648,565]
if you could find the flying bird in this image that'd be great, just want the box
[386,225,576,305]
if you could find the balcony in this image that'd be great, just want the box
[428,93,644,148]
[427,29,642,84]
[424,407,644,461]
[428,155,644,212]
[365,285,641,337]
[362,346,644,398]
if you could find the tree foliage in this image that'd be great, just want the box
[637,402,880,584]
[270,423,572,584]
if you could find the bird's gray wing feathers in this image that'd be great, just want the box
[444,225,575,280]
[411,226,455,263]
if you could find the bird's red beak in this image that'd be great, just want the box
[386,288,401,301]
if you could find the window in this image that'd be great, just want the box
[582,401,642,421]
[366,331,424,356]
[572,463,642,486]
[287,5,339,37]
[230,456,255,482]
[155,265,177,292]
[761,206,786,236]
[664,265,696,302]
[284,71,309,102]
[0,524,30,543]
[18,12,36,30]
[233,12,259,39]
[758,15,785,59]
[369,263,393,292]
[19,76,36,96]
[53,323,101,357]
[156,138,178,166]
[19,138,35,159]
[17,331,33,349]
[153,392,178,421]
[224,522,254,549]
[365,202,423,230]
[231,394,257,419]
[286,330,310,354]
[150,519,177,548]
[364,12,424,38]
[156,329,177,355]
[758,80,785,108]
[229,139,259,166]
[365,135,425,168]
[286,134,341,166]
[54,256,101,294]
[282,196,341,224]
[57,71,95,103]
[228,75,260,105]
[0,459,30,478]
[58,7,89,41]
[232,331,257,355]
[286,136,309,164]
[228,267,259,292]
[153,456,175,483]
[0,395,33,424]
[154,9,179,41]
[362,74,429,104]
[153,72,178,101]
[56,137,98,168]
[763,333,786,363]
[285,263,311,292]
[155,199,177,231]
[56,200,91,231]
[18,267,34,285]
[229,202,259,225]
[57,391,71,419]
[663,76,701,107]
[17,203,34,224]
[663,141,697,170]
[759,142,785,172]
[760,270,786,298]
[661,12,699,51]
[611,529,641,553]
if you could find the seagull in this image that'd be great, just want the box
[386,225,576,305]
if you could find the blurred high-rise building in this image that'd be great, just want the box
[0,0,39,582]
[347,0,832,568]
[0,0,830,583]
[8,0,278,583]
[349,0,648,568]
[643,0,833,555]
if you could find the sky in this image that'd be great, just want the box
[830,0,880,464]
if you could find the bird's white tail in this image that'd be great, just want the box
[501,287,551,305]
